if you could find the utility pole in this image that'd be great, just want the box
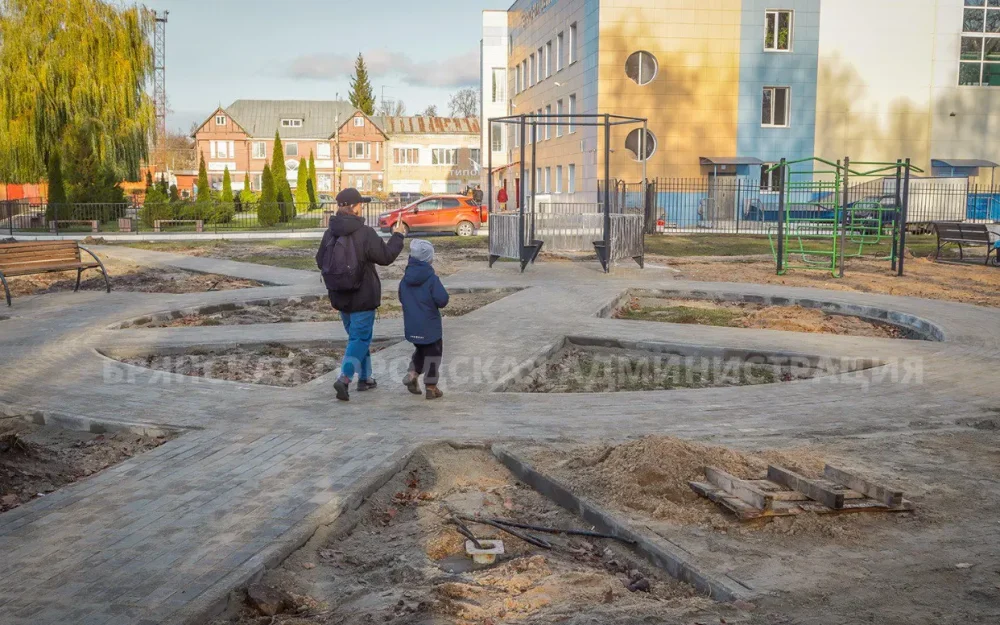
[153,10,169,181]
[334,113,340,190]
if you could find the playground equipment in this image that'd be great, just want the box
[765,157,924,278]
[486,113,648,272]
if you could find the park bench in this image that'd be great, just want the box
[0,240,111,306]
[154,219,203,233]
[932,222,999,266]
[49,219,99,233]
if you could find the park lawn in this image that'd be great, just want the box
[643,234,940,258]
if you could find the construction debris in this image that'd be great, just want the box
[690,464,914,521]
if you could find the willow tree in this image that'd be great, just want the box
[0,0,155,183]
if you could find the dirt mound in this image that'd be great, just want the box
[523,436,825,527]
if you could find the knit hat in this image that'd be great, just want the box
[409,239,434,264]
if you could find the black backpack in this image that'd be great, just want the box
[319,231,363,291]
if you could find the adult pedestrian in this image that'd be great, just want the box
[316,187,406,401]
[497,185,508,212]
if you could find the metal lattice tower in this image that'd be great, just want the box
[153,11,168,172]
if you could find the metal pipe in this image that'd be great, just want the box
[898,158,911,277]
[603,113,611,272]
[487,120,494,258]
[776,157,786,274]
[518,115,526,269]
[839,156,850,278]
[891,159,902,271]
[530,121,537,248]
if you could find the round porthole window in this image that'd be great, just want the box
[625,129,656,161]
[625,51,658,85]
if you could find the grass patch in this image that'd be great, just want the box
[617,305,741,327]
[414,235,488,251]
[239,255,318,271]
[643,234,940,258]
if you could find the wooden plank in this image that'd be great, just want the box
[767,465,844,510]
[689,482,765,520]
[0,241,78,250]
[704,466,774,510]
[823,465,903,508]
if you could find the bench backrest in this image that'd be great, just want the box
[934,222,990,243]
[0,241,82,272]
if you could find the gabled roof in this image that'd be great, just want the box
[378,116,481,135]
[192,106,249,137]
[225,100,359,139]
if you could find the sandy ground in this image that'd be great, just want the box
[516,432,1000,625]
[213,444,731,625]
[615,295,911,339]
[116,343,377,387]
[665,255,1000,307]
[0,418,171,513]
[506,345,833,393]
[130,291,514,329]
[5,256,260,297]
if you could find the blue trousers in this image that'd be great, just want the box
[339,310,375,382]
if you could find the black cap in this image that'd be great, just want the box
[336,188,371,206]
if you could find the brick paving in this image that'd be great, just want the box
[1,248,998,623]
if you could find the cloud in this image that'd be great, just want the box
[287,48,479,89]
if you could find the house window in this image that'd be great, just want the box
[568,164,576,193]
[316,142,331,159]
[431,148,458,165]
[537,47,544,82]
[761,86,790,127]
[286,142,298,157]
[252,141,266,159]
[393,148,419,165]
[568,95,576,133]
[760,164,781,193]
[492,68,507,103]
[317,173,332,192]
[209,174,224,190]
[545,41,552,77]
[280,118,303,127]
[491,122,504,152]
[625,51,658,85]
[536,168,542,191]
[470,148,481,166]
[349,142,370,159]
[250,173,262,191]
[961,0,1000,86]
[544,105,552,140]
[354,117,365,127]
[764,10,793,51]
[211,140,233,159]
[556,100,564,137]
[215,115,227,126]
[555,165,563,193]
[624,129,657,161]
[556,32,564,71]
[529,54,535,86]
[544,167,551,194]
[569,23,577,64]
[515,64,522,94]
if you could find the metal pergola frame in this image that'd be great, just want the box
[487,113,649,272]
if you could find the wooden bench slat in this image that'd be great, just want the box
[2,262,99,277]
[0,241,79,251]
[0,253,81,266]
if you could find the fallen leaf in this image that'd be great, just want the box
[302,562,315,570]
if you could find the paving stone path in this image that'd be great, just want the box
[1,245,998,624]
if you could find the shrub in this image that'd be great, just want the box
[140,186,173,227]
[210,202,235,224]
[257,164,280,227]
[221,167,233,203]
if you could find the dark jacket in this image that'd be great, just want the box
[317,213,404,313]
[398,257,449,344]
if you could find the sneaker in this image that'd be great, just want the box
[403,374,421,395]
[334,377,350,401]
[425,386,443,400]
[357,379,378,392]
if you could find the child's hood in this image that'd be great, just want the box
[402,257,436,286]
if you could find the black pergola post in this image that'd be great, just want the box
[898,158,911,277]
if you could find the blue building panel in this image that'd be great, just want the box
[736,0,821,179]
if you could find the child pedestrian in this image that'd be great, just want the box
[399,239,449,399]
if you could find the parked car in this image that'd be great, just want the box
[387,191,424,206]
[379,195,488,236]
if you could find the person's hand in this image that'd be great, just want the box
[392,215,406,235]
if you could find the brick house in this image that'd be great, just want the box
[193,100,388,195]
[382,117,482,194]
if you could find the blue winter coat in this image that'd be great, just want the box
[398,258,449,344]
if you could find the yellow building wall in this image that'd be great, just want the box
[598,0,743,180]
[814,0,936,173]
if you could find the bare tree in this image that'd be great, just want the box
[377,98,406,117]
[448,88,479,118]
[421,104,439,117]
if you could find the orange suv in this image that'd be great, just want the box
[379,195,488,237]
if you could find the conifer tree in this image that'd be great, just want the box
[307,152,318,208]
[348,53,375,115]
[196,155,210,203]
[221,167,233,203]
[257,164,279,226]
[295,157,309,207]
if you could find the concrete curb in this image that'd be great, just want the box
[169,445,416,625]
[0,402,184,437]
[492,445,755,602]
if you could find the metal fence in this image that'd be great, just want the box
[1,200,390,236]
[644,177,1000,235]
